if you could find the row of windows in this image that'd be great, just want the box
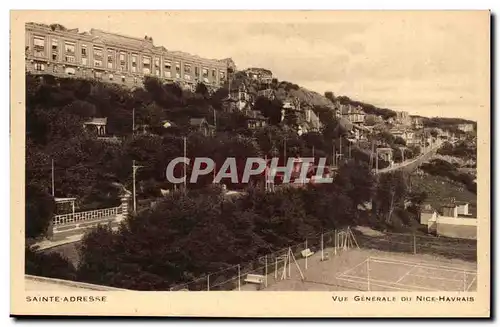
[30,35,226,80]
[32,62,221,87]
[34,62,151,84]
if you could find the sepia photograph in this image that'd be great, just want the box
[10,9,490,317]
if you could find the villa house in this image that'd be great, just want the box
[456,201,472,216]
[305,108,321,130]
[83,117,107,136]
[390,128,416,145]
[245,110,268,130]
[337,103,365,125]
[424,201,477,240]
[257,88,276,101]
[411,116,424,129]
[189,118,215,137]
[457,123,475,133]
[395,111,411,126]
[243,68,273,84]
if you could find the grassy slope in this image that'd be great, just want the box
[410,173,477,216]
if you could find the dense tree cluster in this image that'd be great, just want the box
[24,162,426,291]
[420,159,476,194]
[420,116,476,130]
[72,161,409,291]
[26,73,393,239]
[438,141,477,162]
[25,73,438,289]
[25,246,77,281]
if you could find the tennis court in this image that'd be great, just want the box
[261,247,477,292]
[336,256,477,291]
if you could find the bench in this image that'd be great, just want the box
[301,248,314,258]
[244,274,265,284]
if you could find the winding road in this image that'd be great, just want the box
[375,140,445,175]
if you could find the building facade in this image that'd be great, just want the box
[243,68,273,83]
[25,22,231,90]
[334,102,365,125]
[457,123,475,133]
[395,111,411,126]
[411,116,424,129]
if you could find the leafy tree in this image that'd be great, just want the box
[195,83,209,98]
[25,183,55,238]
[364,114,378,126]
[25,246,77,280]
[377,131,395,146]
[63,100,97,118]
[336,160,375,213]
[253,96,283,125]
[394,136,406,146]
[324,91,335,103]
[374,171,408,224]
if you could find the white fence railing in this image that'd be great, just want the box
[53,206,122,226]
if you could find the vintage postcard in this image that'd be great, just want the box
[11,10,490,317]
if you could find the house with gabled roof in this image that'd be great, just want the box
[189,118,215,137]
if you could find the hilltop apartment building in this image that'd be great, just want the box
[25,22,234,90]
[457,123,475,133]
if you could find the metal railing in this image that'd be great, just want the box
[53,206,122,226]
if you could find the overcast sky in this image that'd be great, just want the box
[26,11,489,120]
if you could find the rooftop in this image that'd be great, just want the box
[189,118,214,127]
[84,117,107,125]
[27,22,229,66]
[54,197,77,203]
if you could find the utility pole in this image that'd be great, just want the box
[332,141,336,167]
[51,159,55,197]
[369,139,375,169]
[183,136,187,194]
[132,108,135,135]
[284,137,287,163]
[213,109,217,132]
[264,155,268,192]
[339,136,343,164]
[132,160,143,214]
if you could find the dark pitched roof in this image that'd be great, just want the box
[84,117,107,125]
[189,118,207,126]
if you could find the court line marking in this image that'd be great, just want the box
[395,265,416,284]
[369,257,476,274]
[338,274,438,291]
[465,275,477,291]
[406,273,464,283]
[336,277,414,291]
[336,259,368,278]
